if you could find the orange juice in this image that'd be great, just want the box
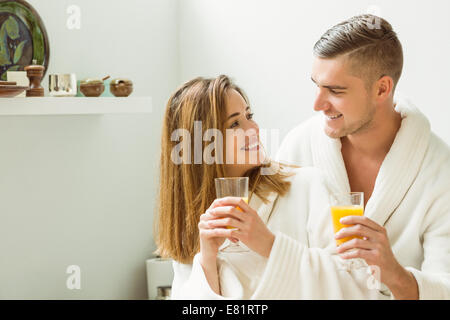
[331,205,364,245]
[236,197,248,211]
[227,197,248,229]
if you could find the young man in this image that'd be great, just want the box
[277,14,450,299]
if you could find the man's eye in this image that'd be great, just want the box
[330,90,343,95]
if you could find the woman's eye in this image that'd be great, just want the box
[247,113,254,120]
[230,121,239,129]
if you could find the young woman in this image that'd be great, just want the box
[155,75,383,299]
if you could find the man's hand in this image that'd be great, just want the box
[335,215,419,299]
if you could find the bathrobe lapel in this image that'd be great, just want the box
[250,191,279,225]
[311,119,351,194]
[311,98,431,227]
[365,98,431,226]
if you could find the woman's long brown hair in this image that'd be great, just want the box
[155,75,293,264]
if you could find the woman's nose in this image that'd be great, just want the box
[246,120,259,136]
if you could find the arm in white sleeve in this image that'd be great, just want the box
[405,195,450,300]
[171,254,244,300]
[251,231,385,299]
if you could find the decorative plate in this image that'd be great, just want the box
[0,0,49,80]
[0,84,28,97]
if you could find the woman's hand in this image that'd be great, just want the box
[198,208,229,260]
[207,197,275,258]
[197,202,238,296]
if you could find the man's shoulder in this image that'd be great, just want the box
[277,115,322,164]
[425,133,450,171]
[429,132,450,155]
[418,132,450,192]
[282,166,330,195]
[283,114,322,141]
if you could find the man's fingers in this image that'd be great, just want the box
[339,215,385,233]
[335,224,378,241]
[336,237,373,254]
[339,248,371,260]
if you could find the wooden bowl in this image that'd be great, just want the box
[79,83,105,97]
[110,79,133,97]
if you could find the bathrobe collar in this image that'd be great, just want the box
[250,191,279,225]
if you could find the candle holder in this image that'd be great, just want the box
[24,60,45,97]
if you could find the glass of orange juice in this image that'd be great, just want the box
[330,192,366,270]
[330,192,364,246]
[214,177,249,253]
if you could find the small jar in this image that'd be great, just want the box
[110,78,133,97]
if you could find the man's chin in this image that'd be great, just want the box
[324,127,345,139]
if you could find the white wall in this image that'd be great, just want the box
[0,0,178,299]
[179,0,450,152]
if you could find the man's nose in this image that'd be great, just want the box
[313,90,331,112]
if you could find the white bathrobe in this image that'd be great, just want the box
[171,167,390,300]
[275,96,450,299]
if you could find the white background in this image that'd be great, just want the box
[179,0,450,149]
[1,0,449,299]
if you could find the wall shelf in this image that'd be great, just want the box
[0,97,152,116]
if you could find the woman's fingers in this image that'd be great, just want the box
[200,211,214,221]
[199,228,235,239]
[207,217,245,230]
[208,206,246,222]
[199,212,242,243]
[199,217,241,241]
[214,197,252,213]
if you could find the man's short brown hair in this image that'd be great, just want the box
[313,14,403,91]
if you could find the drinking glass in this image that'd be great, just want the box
[330,192,366,270]
[214,177,249,253]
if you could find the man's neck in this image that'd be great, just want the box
[341,103,402,160]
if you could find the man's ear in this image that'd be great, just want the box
[375,75,394,101]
